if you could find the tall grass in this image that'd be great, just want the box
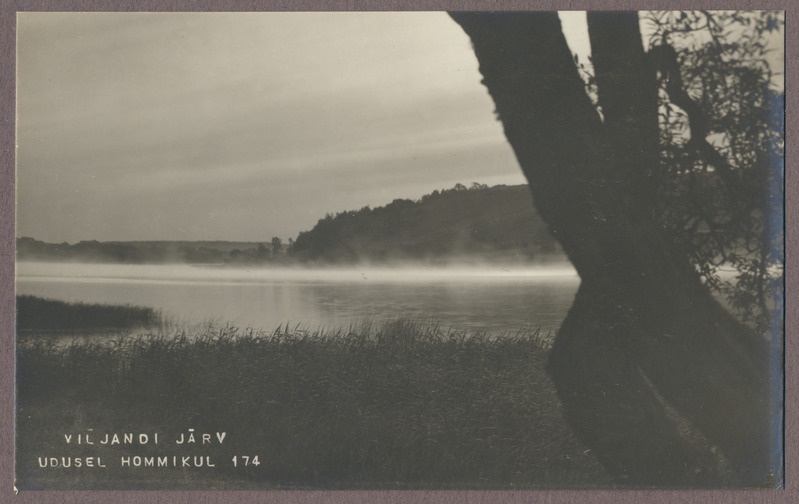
[17,317,609,489]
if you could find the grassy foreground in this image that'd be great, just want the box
[16,299,609,489]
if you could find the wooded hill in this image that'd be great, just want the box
[17,184,562,265]
[290,183,561,264]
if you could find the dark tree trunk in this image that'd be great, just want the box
[451,12,776,486]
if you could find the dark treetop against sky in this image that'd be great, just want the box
[15,12,591,243]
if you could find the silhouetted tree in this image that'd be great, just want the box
[256,243,271,261]
[271,237,283,255]
[451,11,782,486]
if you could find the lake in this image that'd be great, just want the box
[15,261,580,334]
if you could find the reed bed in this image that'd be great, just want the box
[16,304,608,489]
[16,295,162,332]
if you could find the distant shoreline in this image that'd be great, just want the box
[16,184,564,266]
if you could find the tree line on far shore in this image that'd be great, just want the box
[16,183,562,266]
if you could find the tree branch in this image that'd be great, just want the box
[587,12,658,155]
[649,44,742,193]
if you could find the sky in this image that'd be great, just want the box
[15,13,565,243]
[14,12,784,243]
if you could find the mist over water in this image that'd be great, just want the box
[16,262,580,333]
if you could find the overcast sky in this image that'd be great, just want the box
[16,12,560,243]
[14,12,784,243]
[15,12,592,243]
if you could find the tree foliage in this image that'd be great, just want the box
[644,11,784,331]
[451,10,782,486]
[574,11,783,331]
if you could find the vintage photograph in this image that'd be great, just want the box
[14,10,784,490]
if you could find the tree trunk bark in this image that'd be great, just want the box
[450,12,776,486]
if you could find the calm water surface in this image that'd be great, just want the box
[16,262,580,334]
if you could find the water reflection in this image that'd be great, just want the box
[16,262,580,333]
